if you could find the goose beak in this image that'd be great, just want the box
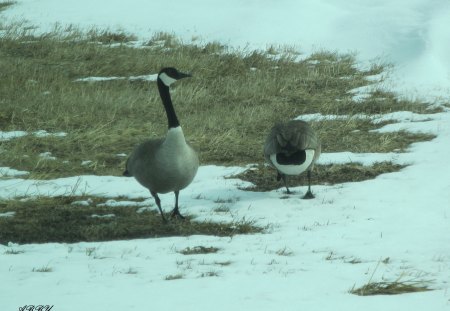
[178,72,192,79]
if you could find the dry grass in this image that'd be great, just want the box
[0,24,440,180]
[32,265,53,273]
[350,281,432,296]
[178,246,221,255]
[232,162,406,192]
[165,273,184,281]
[0,196,264,244]
[350,260,433,296]
[0,20,443,242]
[0,1,15,12]
[3,248,24,255]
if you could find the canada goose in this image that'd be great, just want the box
[264,120,321,198]
[123,67,199,221]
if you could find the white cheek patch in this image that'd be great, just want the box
[159,72,177,86]
[270,150,315,175]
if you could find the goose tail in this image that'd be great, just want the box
[123,158,132,177]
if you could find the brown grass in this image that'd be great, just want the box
[0,1,15,12]
[0,23,443,242]
[350,281,432,296]
[231,162,406,192]
[178,246,221,255]
[0,24,440,180]
[0,196,264,244]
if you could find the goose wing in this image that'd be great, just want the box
[264,120,321,162]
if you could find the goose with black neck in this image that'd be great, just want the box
[123,67,199,221]
[264,119,321,198]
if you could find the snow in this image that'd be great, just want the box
[0,130,67,141]
[90,213,115,219]
[74,73,158,82]
[71,198,93,206]
[0,211,15,218]
[300,111,437,123]
[1,1,450,310]
[39,151,57,161]
[0,130,28,141]
[33,130,67,138]
[0,167,30,177]
[317,152,403,166]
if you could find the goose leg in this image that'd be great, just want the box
[151,191,167,222]
[303,170,315,199]
[170,191,185,219]
[278,172,291,194]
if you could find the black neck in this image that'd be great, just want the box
[157,78,180,129]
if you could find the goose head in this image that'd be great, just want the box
[158,67,192,87]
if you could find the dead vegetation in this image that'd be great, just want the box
[231,162,406,192]
[0,196,264,244]
[0,20,442,242]
[0,24,440,180]
[350,280,432,296]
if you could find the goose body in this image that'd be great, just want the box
[124,67,198,220]
[264,120,321,198]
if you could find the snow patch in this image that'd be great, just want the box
[71,198,94,206]
[0,211,15,218]
[75,74,158,82]
[91,214,116,218]
[97,199,150,208]
[39,152,56,160]
[0,131,27,141]
[0,167,30,177]
[0,130,67,141]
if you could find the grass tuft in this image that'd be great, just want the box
[199,271,220,277]
[165,273,184,281]
[350,281,432,296]
[87,29,137,44]
[0,1,15,12]
[3,248,24,255]
[276,247,294,256]
[32,265,53,273]
[123,267,138,275]
[178,246,220,255]
[85,247,97,257]
[214,205,231,213]
[213,197,239,204]
[350,259,433,296]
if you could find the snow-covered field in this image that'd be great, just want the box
[1,1,450,310]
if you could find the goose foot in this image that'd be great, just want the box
[302,190,315,199]
[170,208,186,220]
[161,215,168,223]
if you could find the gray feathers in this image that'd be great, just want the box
[125,132,199,195]
[123,67,198,220]
[124,65,320,223]
[264,120,321,164]
[264,119,321,197]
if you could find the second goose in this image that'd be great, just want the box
[264,119,321,198]
[123,67,199,221]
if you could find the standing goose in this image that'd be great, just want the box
[123,67,199,221]
[264,119,321,198]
